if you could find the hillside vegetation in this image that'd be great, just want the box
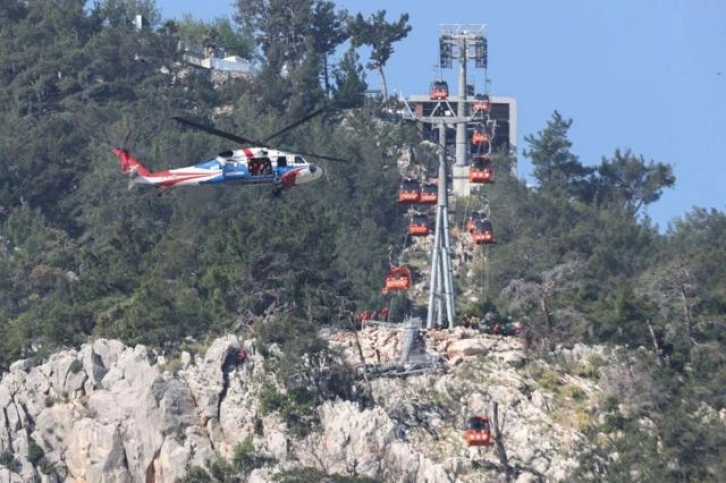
[0,0,724,480]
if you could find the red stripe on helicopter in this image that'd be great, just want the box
[147,171,217,185]
[280,167,304,188]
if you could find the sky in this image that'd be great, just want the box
[153,0,726,230]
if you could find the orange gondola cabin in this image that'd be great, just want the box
[398,178,421,204]
[471,219,495,245]
[430,80,449,100]
[469,155,494,184]
[408,213,430,237]
[472,93,490,114]
[382,267,413,294]
[471,124,491,146]
[465,416,492,446]
[420,182,438,204]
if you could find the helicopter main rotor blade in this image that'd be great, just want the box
[293,149,349,163]
[171,117,258,146]
[262,108,325,144]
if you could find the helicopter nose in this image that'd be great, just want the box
[295,164,323,185]
[309,164,322,179]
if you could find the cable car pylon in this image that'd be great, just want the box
[426,121,456,329]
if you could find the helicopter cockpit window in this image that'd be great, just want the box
[294,156,306,164]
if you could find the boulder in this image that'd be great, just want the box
[446,338,489,359]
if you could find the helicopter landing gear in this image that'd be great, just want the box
[272,177,283,196]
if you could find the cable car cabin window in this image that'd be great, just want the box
[466,211,485,232]
[471,156,491,169]
[277,156,287,167]
[472,126,490,145]
[409,214,430,236]
[430,80,449,100]
[398,179,421,203]
[473,220,493,233]
[420,183,438,204]
[473,94,490,113]
[466,417,491,431]
[412,214,427,225]
[400,179,420,190]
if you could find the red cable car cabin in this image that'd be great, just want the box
[430,80,449,100]
[471,219,495,245]
[381,267,413,294]
[471,124,491,146]
[469,155,494,184]
[408,213,430,237]
[420,182,438,204]
[465,416,492,446]
[472,94,490,114]
[398,178,421,204]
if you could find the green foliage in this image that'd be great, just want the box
[530,364,561,392]
[231,436,270,475]
[173,14,253,58]
[332,48,367,108]
[257,381,283,415]
[26,440,44,466]
[69,359,83,374]
[348,9,411,98]
[177,466,213,483]
[572,353,606,379]
[522,111,593,199]
[208,457,235,482]
[0,450,18,470]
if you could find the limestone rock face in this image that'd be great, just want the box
[1,330,610,482]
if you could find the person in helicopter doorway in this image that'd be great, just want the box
[248,159,260,175]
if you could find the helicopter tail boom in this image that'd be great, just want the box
[113,148,151,178]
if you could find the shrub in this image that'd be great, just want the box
[258,382,283,415]
[535,367,562,392]
[27,440,45,466]
[0,450,18,469]
[232,437,267,475]
[69,359,83,374]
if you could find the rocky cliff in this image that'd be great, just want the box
[0,328,610,482]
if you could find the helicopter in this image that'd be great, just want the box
[113,109,346,195]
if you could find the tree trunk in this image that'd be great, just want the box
[679,286,695,347]
[492,402,511,481]
[646,319,662,366]
[377,65,388,100]
[322,54,330,94]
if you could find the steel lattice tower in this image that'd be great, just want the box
[425,121,456,329]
